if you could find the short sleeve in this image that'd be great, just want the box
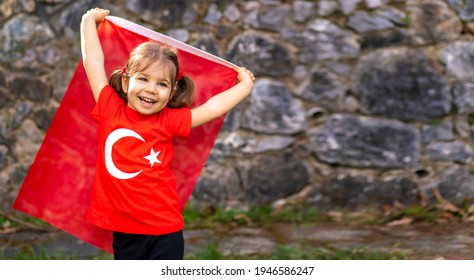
[91,85,123,121]
[163,107,192,139]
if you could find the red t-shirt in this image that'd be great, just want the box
[87,85,192,235]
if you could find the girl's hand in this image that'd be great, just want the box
[191,66,256,128]
[234,66,255,86]
[81,7,110,102]
[82,7,110,23]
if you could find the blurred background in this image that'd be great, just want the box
[2,0,474,259]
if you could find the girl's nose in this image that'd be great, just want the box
[146,82,157,93]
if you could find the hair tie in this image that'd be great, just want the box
[176,69,184,81]
[121,66,127,75]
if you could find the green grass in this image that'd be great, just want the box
[0,211,52,230]
[0,246,114,260]
[185,240,409,260]
[186,240,225,260]
[401,15,410,27]
[467,113,474,125]
[270,245,408,260]
[1,247,55,260]
[183,203,324,228]
[182,202,411,260]
[374,205,442,225]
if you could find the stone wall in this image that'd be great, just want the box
[2,0,474,213]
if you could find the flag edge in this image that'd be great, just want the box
[105,16,238,70]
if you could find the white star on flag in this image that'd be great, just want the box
[144,148,162,167]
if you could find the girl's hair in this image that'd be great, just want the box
[109,41,195,108]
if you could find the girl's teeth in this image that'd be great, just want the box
[139,97,156,103]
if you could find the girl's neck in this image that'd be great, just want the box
[125,104,157,121]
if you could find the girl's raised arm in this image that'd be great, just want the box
[191,67,255,128]
[80,8,110,102]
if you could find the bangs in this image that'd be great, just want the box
[127,42,179,80]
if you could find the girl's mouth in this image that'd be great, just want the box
[138,96,157,104]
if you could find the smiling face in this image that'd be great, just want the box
[122,60,176,115]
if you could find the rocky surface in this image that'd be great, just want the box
[3,0,474,214]
[2,222,474,259]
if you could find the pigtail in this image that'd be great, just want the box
[109,69,127,102]
[168,76,195,108]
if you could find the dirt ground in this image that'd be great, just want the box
[2,221,474,259]
[185,222,474,260]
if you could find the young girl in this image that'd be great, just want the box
[80,8,255,260]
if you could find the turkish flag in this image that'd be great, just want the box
[12,16,237,254]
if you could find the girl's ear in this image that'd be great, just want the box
[168,87,176,101]
[121,75,128,94]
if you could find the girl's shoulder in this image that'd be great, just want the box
[91,85,125,120]
[158,107,192,138]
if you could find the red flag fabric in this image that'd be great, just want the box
[12,16,237,254]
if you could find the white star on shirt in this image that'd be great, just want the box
[143,148,162,167]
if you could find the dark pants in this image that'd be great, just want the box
[112,230,184,260]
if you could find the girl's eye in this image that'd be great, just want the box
[138,77,147,82]
[158,82,168,87]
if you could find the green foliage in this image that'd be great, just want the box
[91,252,114,260]
[430,118,443,125]
[1,46,24,59]
[272,205,322,224]
[0,211,51,229]
[183,203,323,228]
[0,216,9,226]
[210,207,245,224]
[467,113,474,125]
[401,15,410,26]
[187,240,225,260]
[270,244,321,260]
[17,215,50,227]
[375,205,440,225]
[1,247,53,260]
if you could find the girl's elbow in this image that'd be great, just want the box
[192,104,224,127]
[83,58,103,71]
[83,57,92,68]
[208,102,227,119]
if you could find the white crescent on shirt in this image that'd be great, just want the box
[104,128,161,180]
